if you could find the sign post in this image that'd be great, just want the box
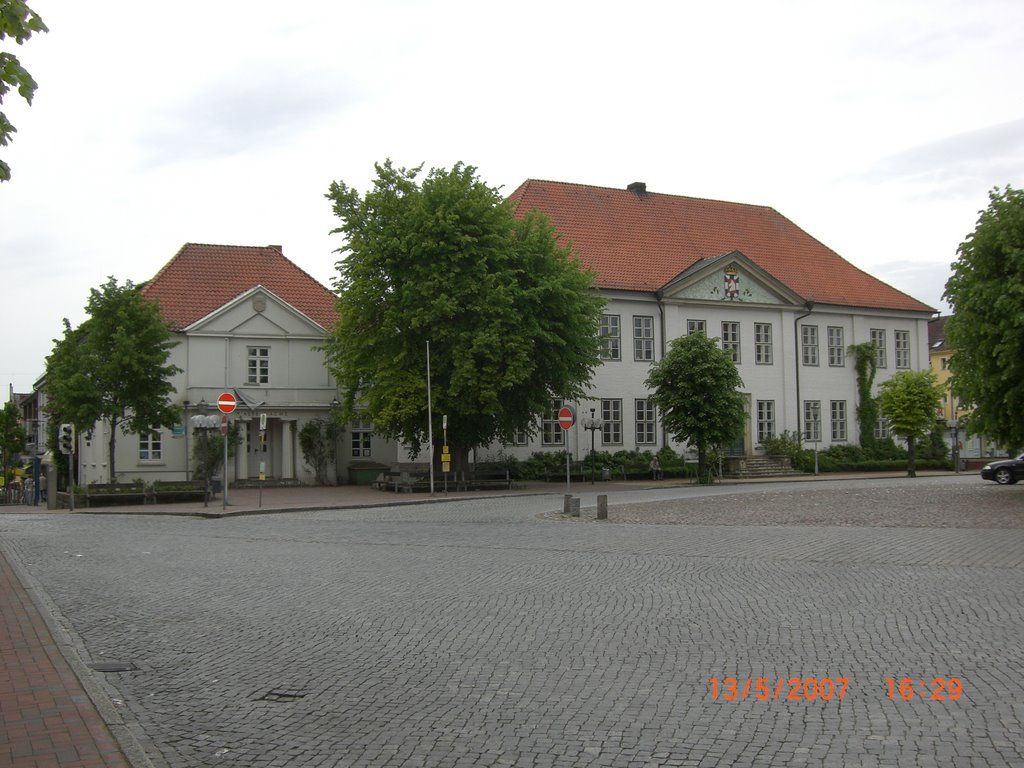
[217,393,236,509]
[558,405,576,492]
[258,412,267,508]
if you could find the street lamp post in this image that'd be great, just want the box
[810,403,821,476]
[582,408,604,484]
[950,418,960,473]
[189,412,220,507]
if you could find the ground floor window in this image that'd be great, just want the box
[351,413,372,458]
[803,400,822,442]
[756,400,775,444]
[542,399,565,446]
[602,399,622,445]
[139,431,162,461]
[831,400,847,441]
[635,399,656,445]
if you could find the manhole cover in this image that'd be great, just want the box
[88,661,137,672]
[257,689,307,703]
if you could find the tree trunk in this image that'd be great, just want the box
[433,442,471,486]
[108,416,119,483]
[906,435,917,478]
[697,441,708,484]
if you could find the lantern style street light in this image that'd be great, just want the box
[189,412,221,507]
[582,408,604,484]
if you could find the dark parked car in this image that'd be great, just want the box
[980,453,1024,485]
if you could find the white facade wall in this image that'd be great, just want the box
[488,287,933,462]
[77,288,397,486]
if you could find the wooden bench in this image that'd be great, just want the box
[464,468,512,490]
[82,482,147,508]
[542,463,587,483]
[374,470,432,493]
[148,481,208,504]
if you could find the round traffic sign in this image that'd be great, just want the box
[217,392,237,413]
[558,405,575,430]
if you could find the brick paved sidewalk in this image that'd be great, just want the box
[0,550,131,768]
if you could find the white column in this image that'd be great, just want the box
[236,420,249,481]
[281,420,295,480]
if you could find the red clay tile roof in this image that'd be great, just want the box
[141,244,337,331]
[509,180,934,313]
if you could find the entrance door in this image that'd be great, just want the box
[725,393,752,457]
[247,418,275,479]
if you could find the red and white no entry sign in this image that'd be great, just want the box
[217,392,237,413]
[558,405,575,430]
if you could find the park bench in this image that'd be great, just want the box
[82,482,147,508]
[374,470,431,493]
[462,468,513,490]
[147,480,208,504]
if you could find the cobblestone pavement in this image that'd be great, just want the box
[1,475,1023,767]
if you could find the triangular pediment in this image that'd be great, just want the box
[658,250,805,306]
[184,286,327,338]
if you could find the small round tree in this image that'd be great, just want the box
[645,333,746,482]
[877,370,943,477]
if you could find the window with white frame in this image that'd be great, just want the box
[511,430,529,446]
[801,325,819,366]
[874,416,890,440]
[754,323,773,365]
[601,399,622,445]
[247,346,270,385]
[894,330,910,369]
[827,326,845,367]
[633,316,655,361]
[756,400,775,444]
[350,413,372,458]
[721,321,740,363]
[870,329,887,368]
[635,398,656,445]
[139,431,162,461]
[542,399,565,445]
[803,400,822,442]
[831,400,847,441]
[599,314,621,361]
[687,319,706,335]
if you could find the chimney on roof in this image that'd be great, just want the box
[627,181,647,196]
[268,244,283,252]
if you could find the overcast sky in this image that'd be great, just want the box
[2,0,1022,396]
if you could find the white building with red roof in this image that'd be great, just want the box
[72,180,937,487]
[76,243,396,486]
[501,180,936,462]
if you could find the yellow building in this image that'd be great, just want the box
[928,316,997,462]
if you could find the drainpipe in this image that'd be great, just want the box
[656,291,668,450]
[793,300,814,444]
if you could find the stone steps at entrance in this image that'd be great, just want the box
[725,455,805,478]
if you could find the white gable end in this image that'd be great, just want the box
[186,287,326,338]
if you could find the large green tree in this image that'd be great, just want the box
[645,332,746,481]
[323,160,604,471]
[876,369,943,477]
[0,399,27,485]
[1,0,47,181]
[943,185,1024,450]
[45,277,182,482]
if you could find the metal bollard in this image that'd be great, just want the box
[597,494,608,520]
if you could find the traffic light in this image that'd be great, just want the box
[58,423,75,455]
